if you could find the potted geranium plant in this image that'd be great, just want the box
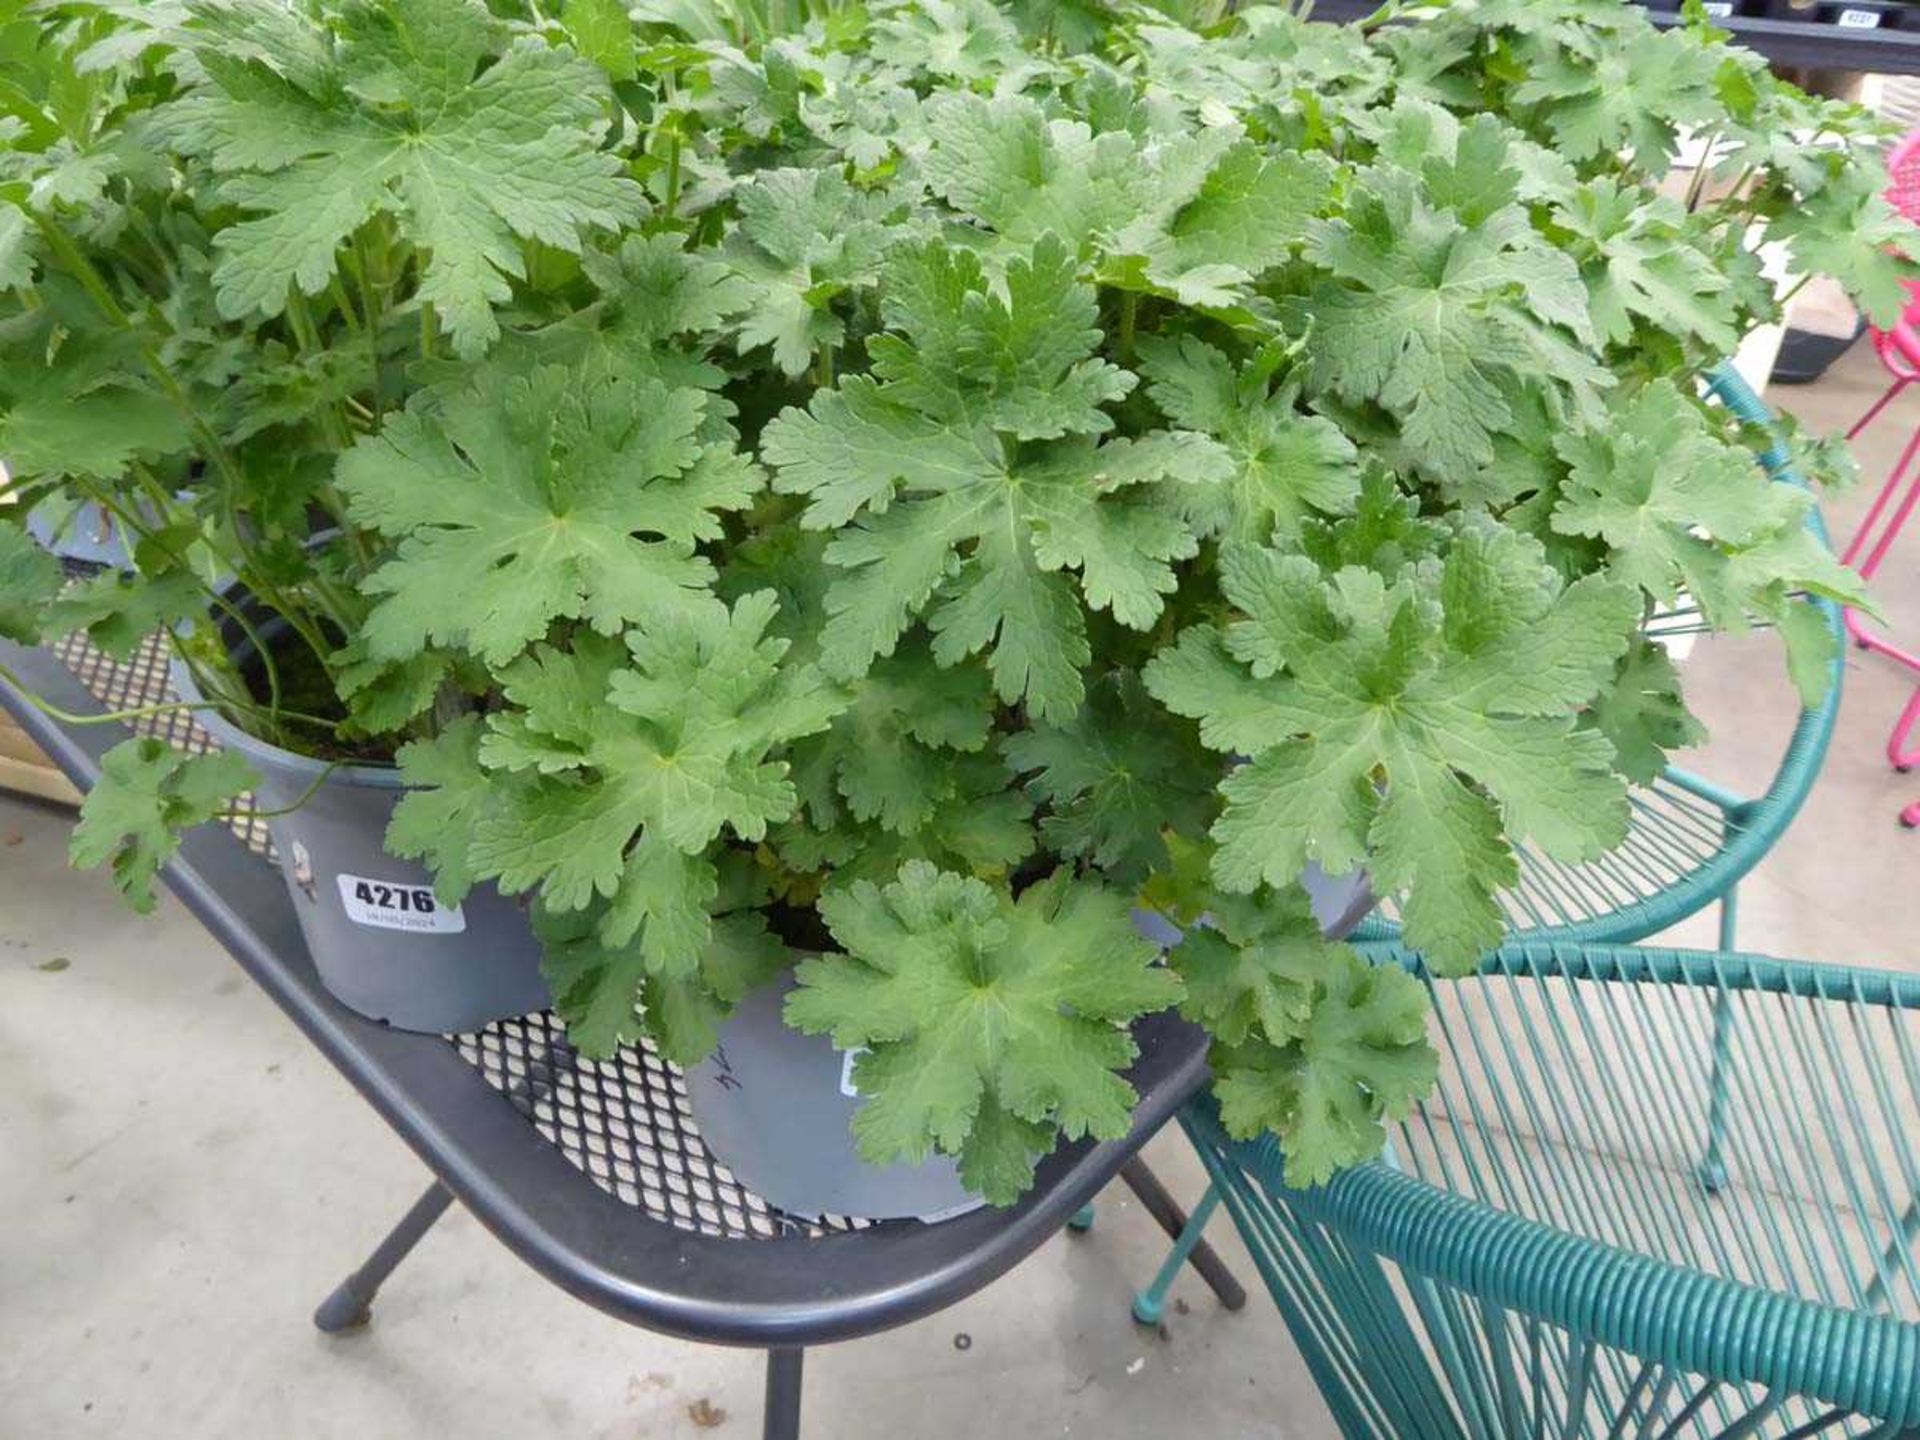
[0,0,1909,1204]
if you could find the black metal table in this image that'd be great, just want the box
[0,630,1243,1439]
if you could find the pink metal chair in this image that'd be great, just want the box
[1840,130,1920,828]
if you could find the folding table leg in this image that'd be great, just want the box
[763,1347,804,1440]
[312,1180,456,1332]
[1118,1157,1246,1313]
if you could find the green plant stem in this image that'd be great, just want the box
[317,484,374,572]
[65,476,301,719]
[306,566,365,633]
[206,594,283,715]
[326,274,362,334]
[286,286,322,354]
[0,660,341,734]
[220,760,348,820]
[30,224,340,671]
[664,127,684,223]
[350,234,385,423]
[1118,290,1137,362]
[32,215,245,493]
[124,212,179,292]
[1683,133,1720,212]
[287,289,354,448]
[1702,168,1759,229]
[813,342,835,388]
[1349,0,1405,29]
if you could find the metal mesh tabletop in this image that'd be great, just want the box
[6,611,1215,1358]
[42,615,871,1243]
[455,1016,866,1240]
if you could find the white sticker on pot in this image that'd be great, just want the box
[1837,8,1882,27]
[839,1047,868,1099]
[335,874,466,934]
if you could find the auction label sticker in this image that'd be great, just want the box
[336,874,467,934]
[1837,7,1882,26]
[840,1047,868,1099]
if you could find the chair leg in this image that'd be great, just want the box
[1118,1157,1246,1313]
[310,1039,567,1334]
[1891,686,1920,772]
[1841,415,1920,664]
[1842,403,1920,567]
[1133,1182,1225,1324]
[1843,373,1910,444]
[313,1181,456,1332]
[763,1347,804,1440]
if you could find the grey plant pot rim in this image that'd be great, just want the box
[167,645,406,791]
[160,530,405,790]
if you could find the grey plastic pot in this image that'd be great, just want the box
[25,488,192,570]
[28,499,136,569]
[684,862,1375,1224]
[170,646,549,1035]
[685,970,987,1224]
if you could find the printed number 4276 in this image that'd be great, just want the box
[353,879,437,914]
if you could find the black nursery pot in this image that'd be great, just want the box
[171,597,548,1034]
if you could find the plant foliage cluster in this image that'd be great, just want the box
[0,0,1906,1200]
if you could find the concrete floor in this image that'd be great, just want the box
[3,343,1919,1439]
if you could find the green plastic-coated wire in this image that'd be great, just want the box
[1186,941,1920,1435]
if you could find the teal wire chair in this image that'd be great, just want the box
[1132,364,1845,1323]
[1182,941,1920,1439]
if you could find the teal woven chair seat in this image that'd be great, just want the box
[1183,941,1920,1438]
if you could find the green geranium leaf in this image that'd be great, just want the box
[1109,134,1335,308]
[1146,521,1640,971]
[794,638,998,838]
[461,593,843,974]
[339,365,759,666]
[1510,24,1721,174]
[724,166,906,377]
[45,569,204,661]
[1586,638,1704,786]
[165,0,644,356]
[1212,949,1437,1189]
[921,91,1143,252]
[1002,668,1215,885]
[787,860,1182,1204]
[1137,334,1362,544]
[0,522,61,643]
[1160,879,1434,1184]
[1556,179,1742,353]
[388,714,495,905]
[1552,381,1868,649]
[0,300,189,483]
[1298,149,1607,483]
[523,233,756,390]
[536,892,790,1063]
[71,738,257,912]
[764,237,1222,719]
